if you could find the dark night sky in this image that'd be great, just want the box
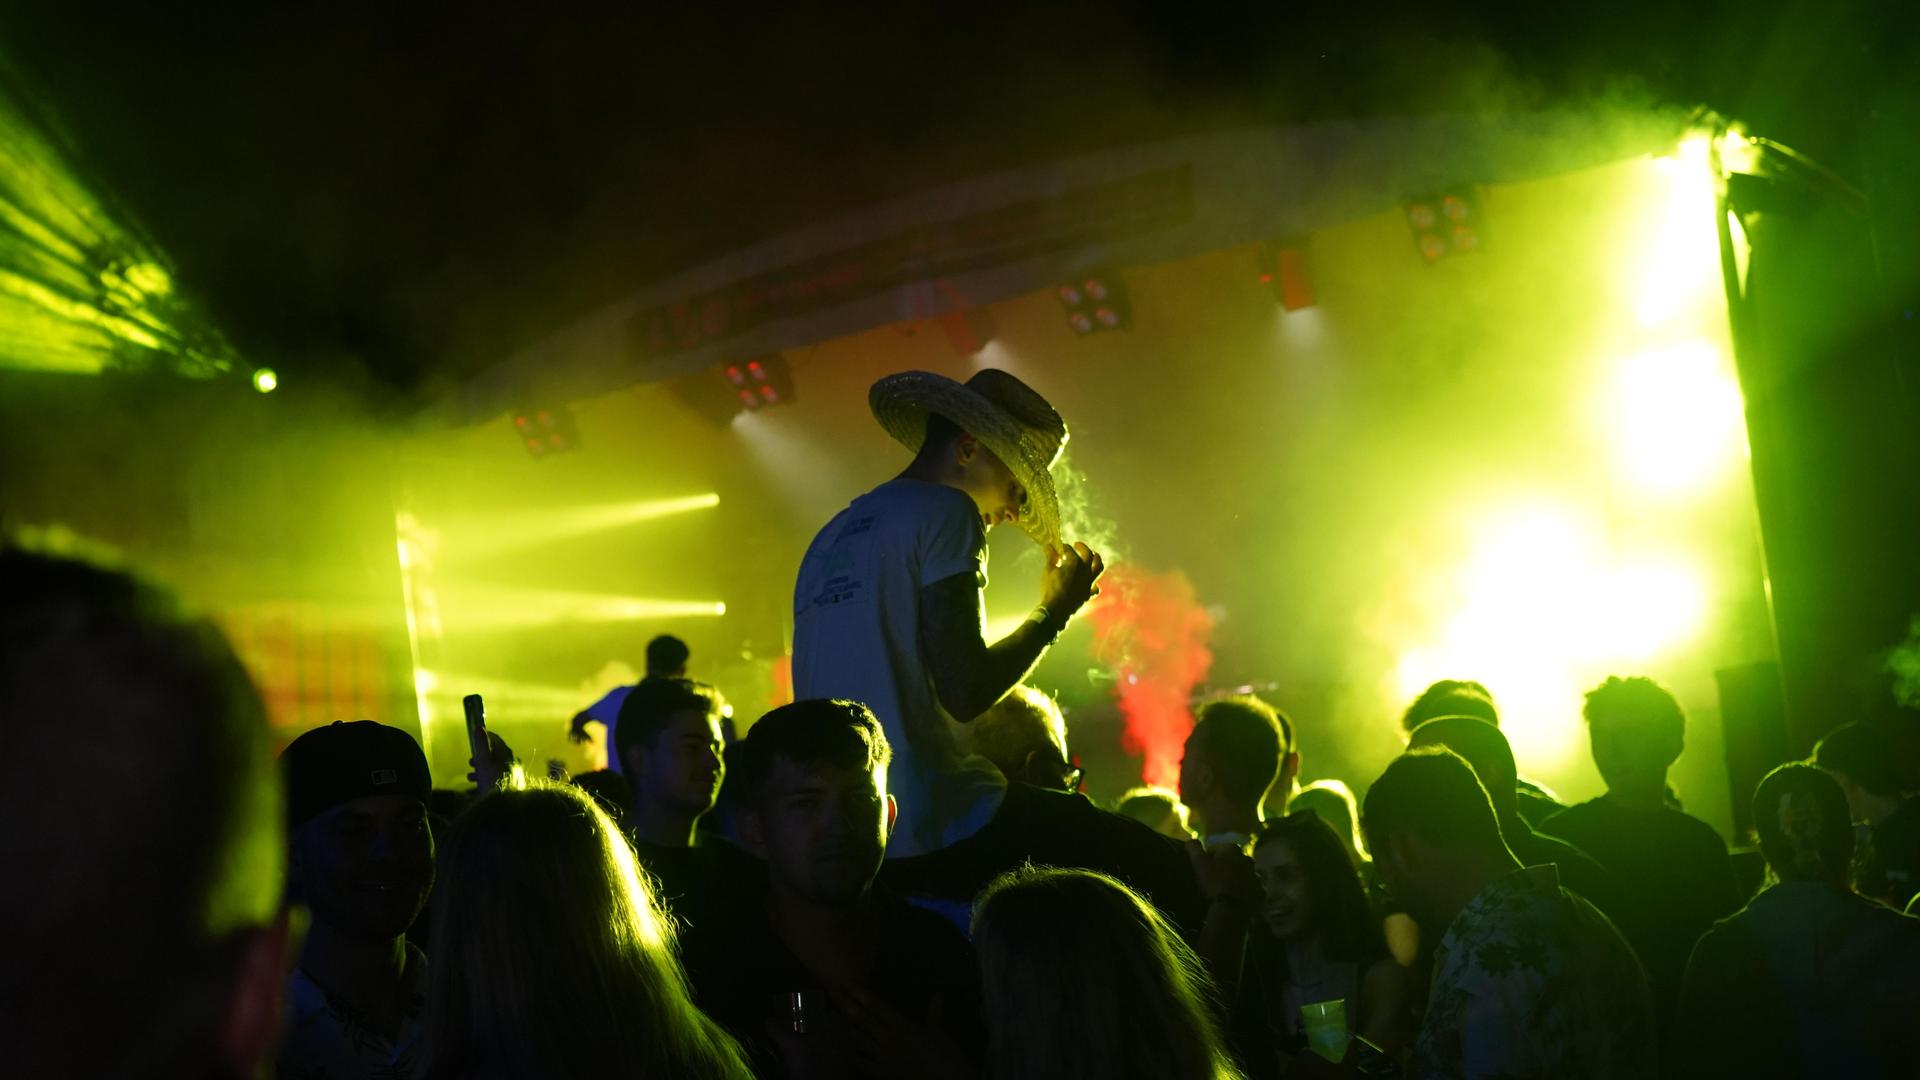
[1,1,1905,403]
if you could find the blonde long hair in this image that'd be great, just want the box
[973,866,1245,1080]
[420,781,751,1080]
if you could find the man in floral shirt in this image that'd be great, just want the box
[1363,748,1654,1078]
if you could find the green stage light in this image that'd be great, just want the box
[252,367,278,393]
[442,493,722,560]
[1393,504,1714,770]
[436,583,730,630]
[410,669,594,711]
[1636,134,1722,330]
[1590,557,1708,662]
[0,71,239,377]
[1607,340,1746,496]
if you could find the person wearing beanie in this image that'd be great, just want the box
[279,720,436,1080]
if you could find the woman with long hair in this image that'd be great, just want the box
[419,780,752,1080]
[971,865,1244,1080]
[1235,812,1408,1075]
[1676,764,1920,1078]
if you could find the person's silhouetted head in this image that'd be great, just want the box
[1290,778,1368,862]
[1115,786,1194,840]
[972,685,1077,791]
[1753,763,1855,889]
[735,699,896,906]
[645,634,690,679]
[1582,676,1685,797]
[903,404,1037,537]
[613,678,726,838]
[570,768,633,821]
[1407,715,1520,825]
[1401,679,1499,734]
[1180,695,1294,835]
[1813,723,1912,827]
[282,720,435,945]
[1,545,288,1079]
[1253,812,1382,963]
[420,781,751,1080]
[1362,748,1513,928]
[972,866,1244,1080]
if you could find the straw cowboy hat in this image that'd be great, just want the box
[869,368,1068,547]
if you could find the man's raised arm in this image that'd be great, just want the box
[919,542,1105,723]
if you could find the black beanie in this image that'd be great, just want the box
[280,720,432,828]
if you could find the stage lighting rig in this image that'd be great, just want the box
[722,354,796,413]
[510,402,581,459]
[1056,272,1131,335]
[670,354,797,426]
[1406,190,1483,263]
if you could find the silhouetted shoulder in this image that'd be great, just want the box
[1668,806,1732,852]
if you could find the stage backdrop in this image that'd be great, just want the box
[403,142,1768,837]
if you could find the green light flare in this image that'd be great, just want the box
[1635,134,1724,330]
[441,493,722,560]
[1382,131,1754,772]
[0,62,238,377]
[252,367,278,393]
[435,583,731,629]
[1393,503,1714,770]
[411,669,591,711]
[1603,340,1747,496]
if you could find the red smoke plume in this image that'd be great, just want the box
[1089,564,1215,788]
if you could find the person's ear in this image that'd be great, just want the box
[284,832,309,902]
[1020,750,1040,785]
[1369,830,1405,871]
[884,794,899,838]
[954,432,978,464]
[1191,760,1215,798]
[738,808,768,859]
[1282,751,1301,790]
[219,906,297,1077]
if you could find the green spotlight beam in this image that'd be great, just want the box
[412,670,592,711]
[441,493,722,561]
[435,582,728,630]
[0,57,239,377]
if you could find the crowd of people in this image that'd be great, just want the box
[8,366,1920,1079]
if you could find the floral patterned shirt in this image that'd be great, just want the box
[1412,864,1654,1079]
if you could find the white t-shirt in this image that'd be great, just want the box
[792,479,1008,857]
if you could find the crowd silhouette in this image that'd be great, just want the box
[7,367,1919,1079]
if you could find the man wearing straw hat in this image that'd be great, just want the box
[793,368,1103,858]
[792,370,1247,940]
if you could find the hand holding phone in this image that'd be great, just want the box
[464,693,505,791]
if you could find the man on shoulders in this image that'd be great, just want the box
[792,369,1254,967]
[793,368,1101,857]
